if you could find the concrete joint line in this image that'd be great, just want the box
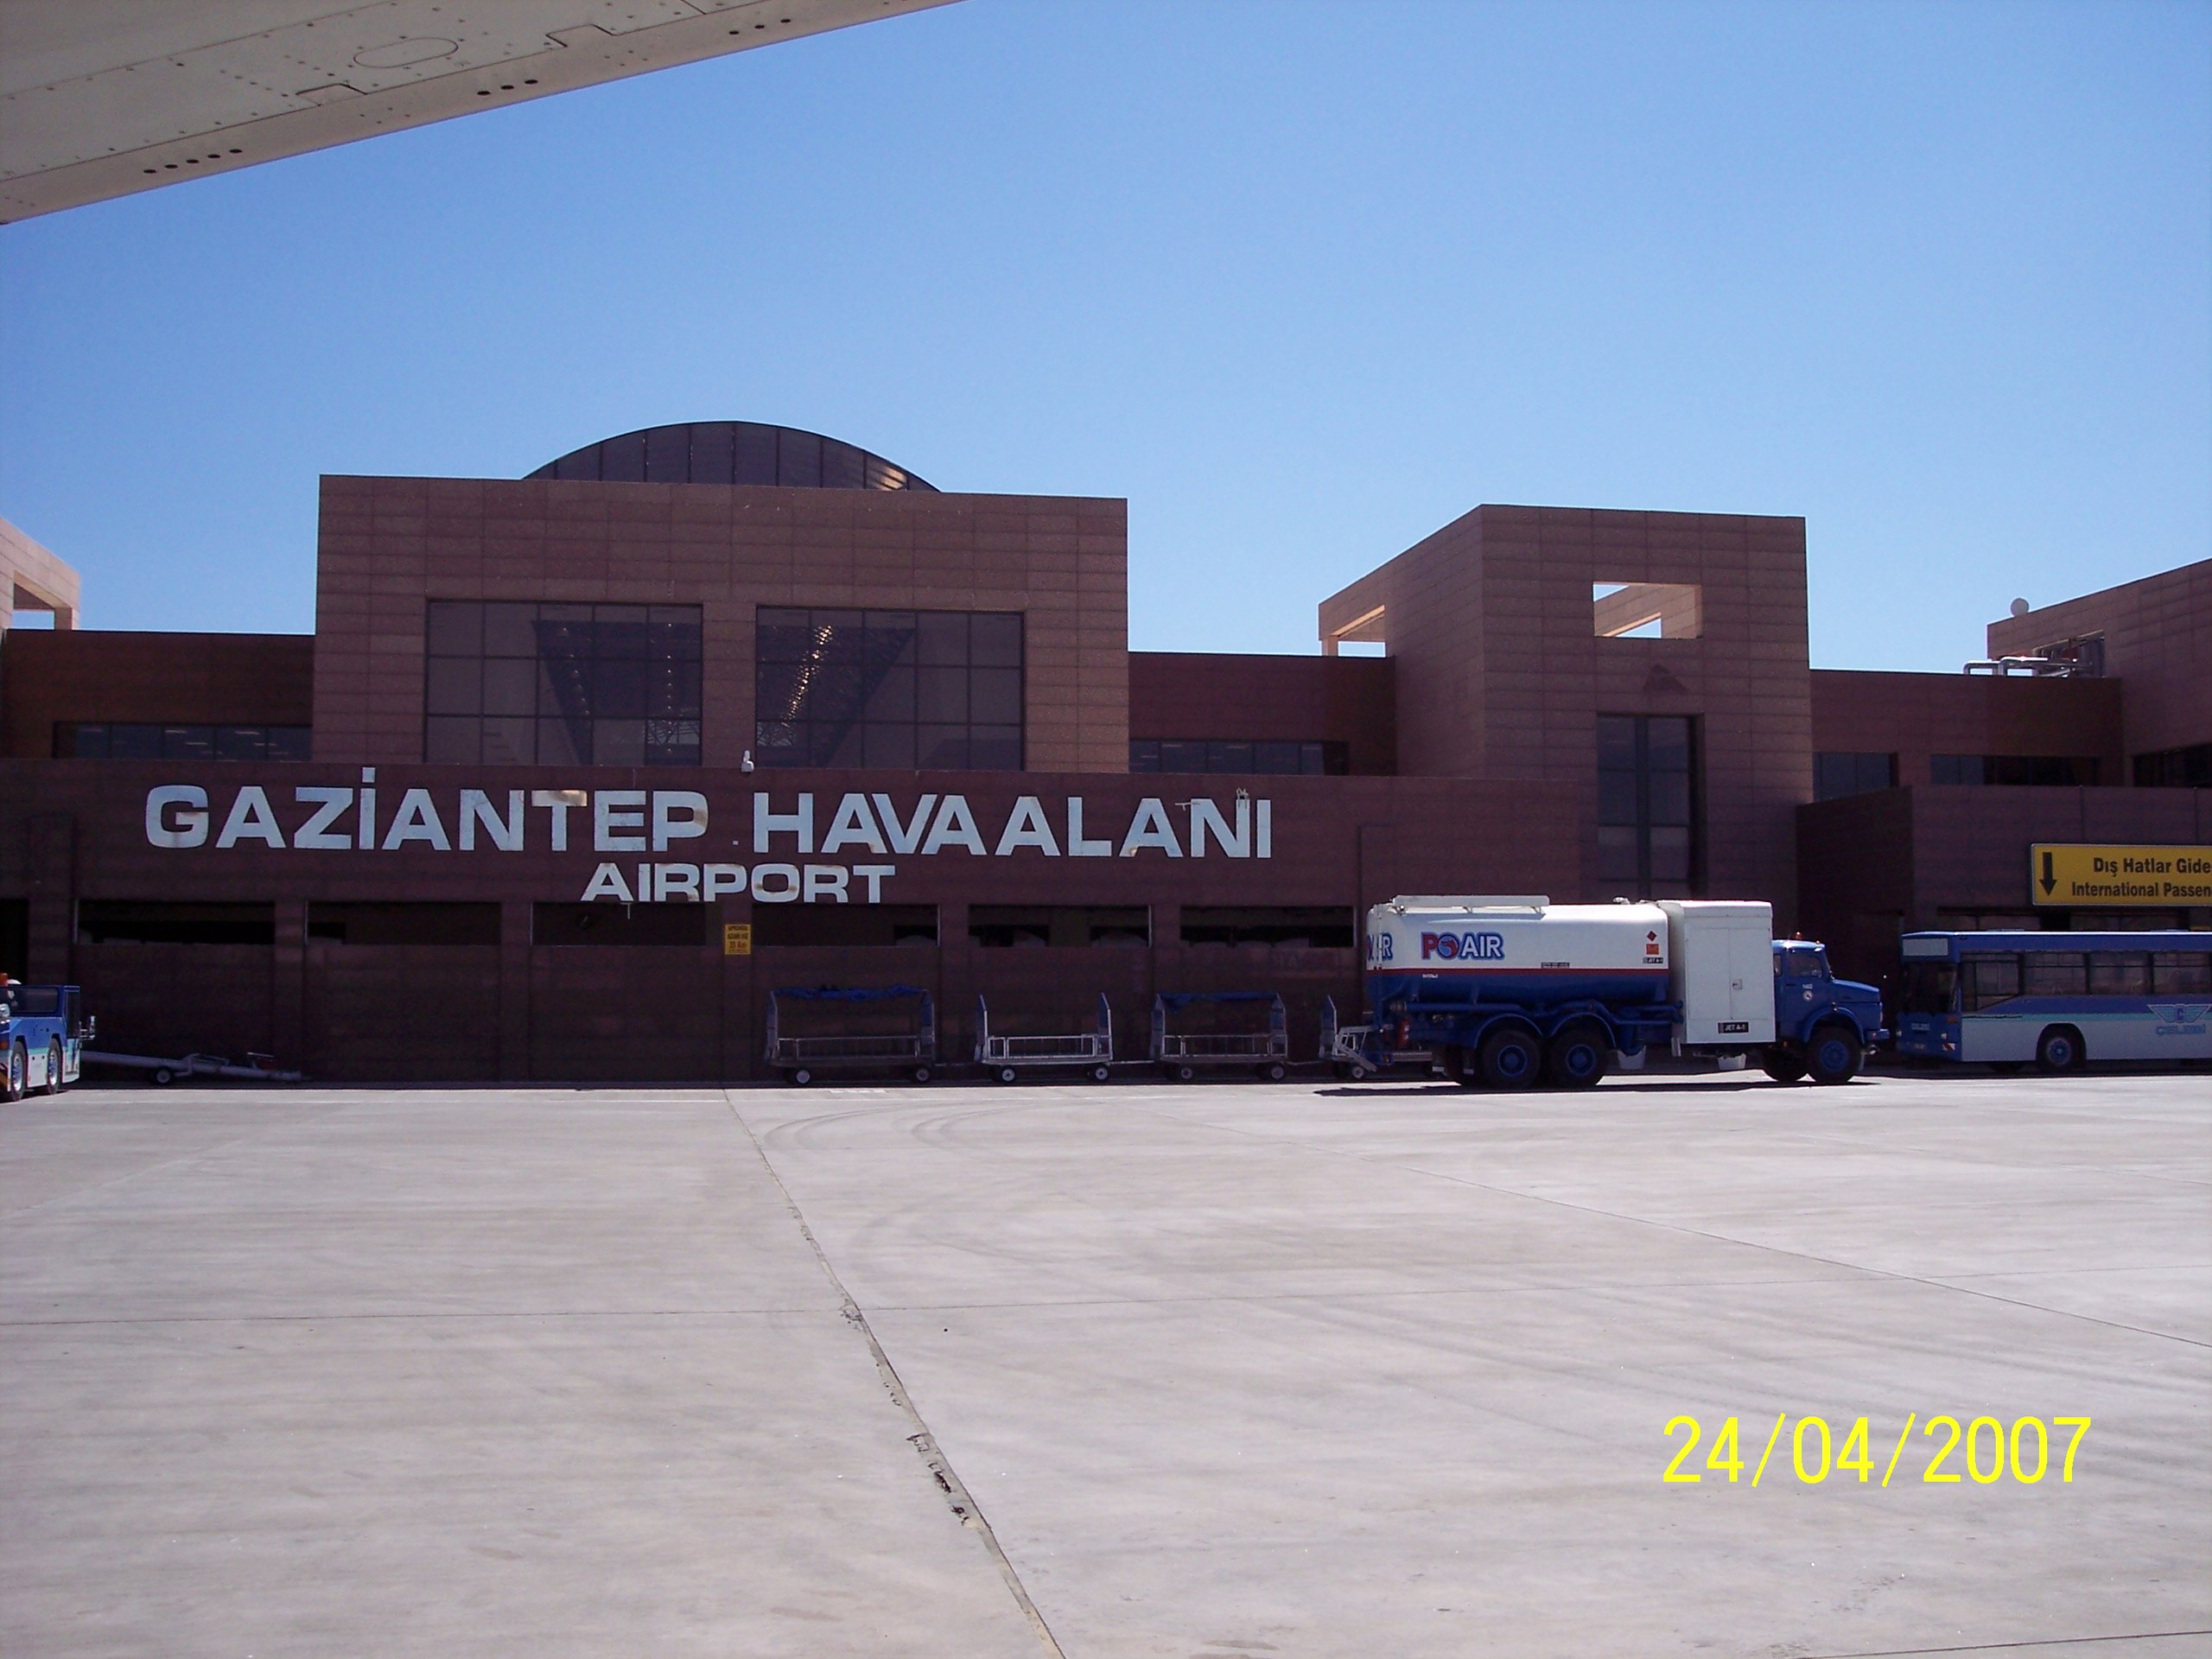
[723,1093,1067,1659]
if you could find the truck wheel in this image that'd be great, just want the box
[1479,1027,1541,1090]
[1760,1048,1808,1084]
[2035,1027,2084,1073]
[1544,1022,1609,1089]
[1806,1025,1862,1084]
[42,1040,65,1096]
[3,1043,23,1102]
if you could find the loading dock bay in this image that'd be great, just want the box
[3,1073,2205,1657]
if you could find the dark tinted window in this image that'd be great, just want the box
[1179,906,1354,948]
[1127,739,1345,775]
[425,601,702,766]
[54,723,309,761]
[1598,715,1698,898]
[1814,752,1897,800]
[755,608,1021,772]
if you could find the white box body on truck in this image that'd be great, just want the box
[1659,900,1778,1047]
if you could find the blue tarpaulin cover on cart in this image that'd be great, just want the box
[1154,991,1280,1008]
[772,985,929,1001]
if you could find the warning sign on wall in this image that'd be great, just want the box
[2030,843,2212,907]
[722,923,753,956]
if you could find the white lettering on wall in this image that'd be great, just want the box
[146,785,210,849]
[820,793,887,855]
[215,786,286,849]
[652,791,709,852]
[753,793,814,854]
[1119,798,1182,858]
[461,789,524,852]
[596,790,647,852]
[294,786,353,849]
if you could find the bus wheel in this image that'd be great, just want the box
[42,1040,65,1096]
[1479,1027,1541,1090]
[1806,1025,1862,1084]
[2036,1027,2084,1073]
[3,1043,23,1102]
[1545,1022,1609,1089]
[1760,1048,1808,1084]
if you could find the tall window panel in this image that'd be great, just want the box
[754,608,1022,771]
[1596,714,1698,899]
[423,601,703,766]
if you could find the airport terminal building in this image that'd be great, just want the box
[2,422,2206,1079]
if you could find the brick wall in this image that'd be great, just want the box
[1985,559,2212,763]
[312,476,1130,773]
[1810,670,2125,787]
[1,631,313,758]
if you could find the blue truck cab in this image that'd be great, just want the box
[1,983,92,1100]
[1765,941,1886,1083]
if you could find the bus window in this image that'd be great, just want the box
[2152,952,2212,995]
[2088,952,2151,996]
[2024,953,2088,997]
[1903,962,1958,1015]
[1961,953,2021,1011]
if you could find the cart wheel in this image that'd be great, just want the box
[996,1065,1018,1084]
[152,1066,175,1086]
[1091,1065,1111,1083]
[1173,1063,1196,1083]
[912,1065,933,1084]
[1260,1061,1287,1082]
[790,1067,811,1086]
[1348,1062,1370,1081]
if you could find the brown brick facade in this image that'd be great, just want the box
[311,476,1130,773]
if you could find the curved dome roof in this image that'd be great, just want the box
[529,422,933,492]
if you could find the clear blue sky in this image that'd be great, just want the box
[3,0,2206,671]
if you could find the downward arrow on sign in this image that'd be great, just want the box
[2040,850,2056,896]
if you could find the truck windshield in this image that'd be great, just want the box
[1901,962,1957,1015]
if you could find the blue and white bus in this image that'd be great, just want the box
[1896,930,2212,1071]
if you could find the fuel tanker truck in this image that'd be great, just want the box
[1362,897,1885,1090]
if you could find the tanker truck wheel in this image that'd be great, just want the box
[1759,1047,1808,1084]
[1806,1025,1863,1085]
[1544,1022,1609,1089]
[1478,1027,1541,1090]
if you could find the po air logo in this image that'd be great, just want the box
[1421,931,1506,962]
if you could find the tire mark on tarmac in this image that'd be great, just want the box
[722,1090,1068,1659]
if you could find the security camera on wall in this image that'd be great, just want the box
[741,750,755,773]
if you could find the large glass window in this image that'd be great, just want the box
[754,608,1021,771]
[1596,715,1698,898]
[424,601,702,766]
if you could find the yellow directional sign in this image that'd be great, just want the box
[2031,843,2212,907]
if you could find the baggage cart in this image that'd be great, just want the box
[1151,991,1289,1081]
[766,986,937,1084]
[974,993,1114,1084]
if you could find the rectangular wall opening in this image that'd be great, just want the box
[308,903,501,946]
[751,906,938,948]
[1179,906,1354,948]
[532,904,709,947]
[969,906,1150,947]
[77,901,276,945]
[1593,582,1703,639]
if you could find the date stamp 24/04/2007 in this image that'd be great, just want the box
[1663,1414,2091,1487]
